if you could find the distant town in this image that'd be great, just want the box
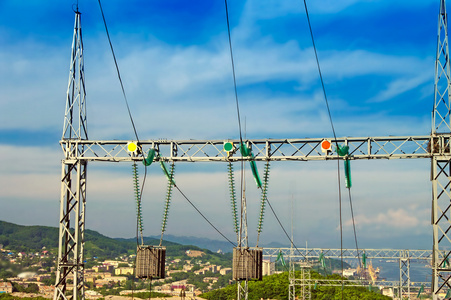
[0,245,278,299]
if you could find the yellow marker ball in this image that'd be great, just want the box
[127,142,138,153]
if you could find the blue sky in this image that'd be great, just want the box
[0,0,440,251]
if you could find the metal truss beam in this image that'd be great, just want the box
[263,247,436,260]
[60,135,448,162]
[298,278,429,289]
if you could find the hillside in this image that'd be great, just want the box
[0,221,59,251]
[0,220,138,257]
[0,220,229,262]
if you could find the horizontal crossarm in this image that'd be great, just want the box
[61,135,451,162]
[263,247,437,260]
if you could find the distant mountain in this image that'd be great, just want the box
[0,220,289,258]
[0,220,59,251]
[0,221,218,258]
[0,220,137,258]
[148,234,291,253]
[151,234,234,253]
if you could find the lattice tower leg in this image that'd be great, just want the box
[289,261,311,300]
[54,160,87,300]
[237,280,248,300]
[300,263,311,300]
[305,265,311,300]
[432,157,451,300]
[237,185,249,300]
[399,251,410,300]
[289,253,296,300]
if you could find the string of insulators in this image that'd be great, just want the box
[249,155,263,188]
[240,142,263,188]
[133,162,144,244]
[337,144,352,188]
[344,159,351,188]
[228,162,239,235]
[160,160,176,185]
[160,162,175,246]
[257,161,270,237]
[319,252,326,268]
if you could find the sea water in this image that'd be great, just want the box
[374,260,432,283]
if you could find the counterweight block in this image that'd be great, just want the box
[233,247,263,281]
[136,246,166,279]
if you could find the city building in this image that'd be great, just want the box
[263,260,275,276]
[220,267,232,275]
[114,267,133,275]
[0,282,12,293]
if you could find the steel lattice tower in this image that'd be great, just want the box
[432,0,451,299]
[54,10,88,300]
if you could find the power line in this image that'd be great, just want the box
[265,195,306,260]
[97,0,140,144]
[300,0,363,296]
[174,184,237,247]
[224,0,243,144]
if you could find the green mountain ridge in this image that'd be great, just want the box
[0,220,209,258]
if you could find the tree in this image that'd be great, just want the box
[25,283,39,293]
[117,263,129,268]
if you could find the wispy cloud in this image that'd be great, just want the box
[346,208,423,229]
[369,73,432,103]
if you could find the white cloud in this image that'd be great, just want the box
[347,208,420,228]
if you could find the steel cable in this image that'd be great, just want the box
[301,0,362,296]
[97,0,140,144]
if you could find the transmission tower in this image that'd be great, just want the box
[54,10,88,300]
[432,0,451,299]
[54,1,451,299]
